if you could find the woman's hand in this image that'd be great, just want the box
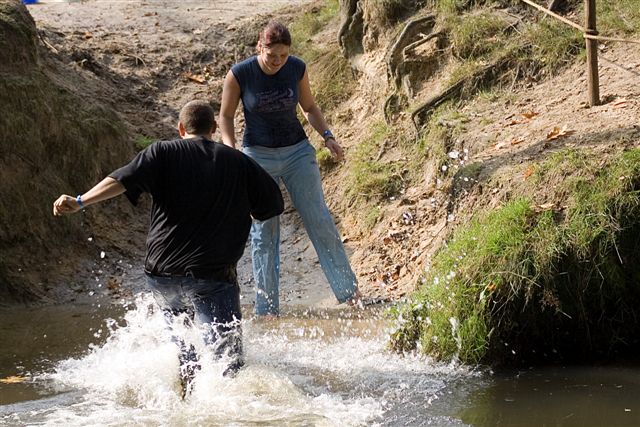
[324,138,344,161]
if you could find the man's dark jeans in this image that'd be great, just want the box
[145,273,244,395]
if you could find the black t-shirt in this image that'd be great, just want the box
[109,136,283,278]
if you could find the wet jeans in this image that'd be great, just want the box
[243,139,358,315]
[145,273,243,395]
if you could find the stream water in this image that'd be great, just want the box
[1,293,640,426]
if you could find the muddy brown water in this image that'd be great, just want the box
[2,293,640,426]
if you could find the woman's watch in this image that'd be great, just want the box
[322,129,335,142]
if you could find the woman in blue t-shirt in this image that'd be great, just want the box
[220,20,361,316]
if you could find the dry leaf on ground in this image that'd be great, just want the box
[506,111,539,126]
[506,119,526,126]
[546,126,575,140]
[494,141,508,149]
[524,165,535,179]
[183,72,206,84]
[612,98,627,108]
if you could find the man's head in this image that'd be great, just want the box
[178,100,216,138]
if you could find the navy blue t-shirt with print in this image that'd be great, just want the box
[231,55,308,148]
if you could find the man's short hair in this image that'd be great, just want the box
[179,100,216,135]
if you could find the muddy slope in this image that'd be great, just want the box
[0,0,138,303]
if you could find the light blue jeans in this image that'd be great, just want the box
[243,139,358,315]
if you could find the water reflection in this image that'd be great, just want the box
[461,366,640,427]
[0,299,126,406]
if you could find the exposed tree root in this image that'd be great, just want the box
[385,14,436,89]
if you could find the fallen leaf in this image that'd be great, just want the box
[612,98,627,108]
[0,376,27,384]
[506,119,526,126]
[538,202,555,210]
[510,137,525,146]
[184,72,206,84]
[521,111,539,120]
[546,126,575,140]
[524,165,535,179]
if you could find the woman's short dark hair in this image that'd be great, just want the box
[179,100,216,135]
[259,20,291,47]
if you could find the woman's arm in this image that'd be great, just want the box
[53,177,125,216]
[298,69,344,161]
[219,70,242,149]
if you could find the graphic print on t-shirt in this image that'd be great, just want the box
[254,87,297,113]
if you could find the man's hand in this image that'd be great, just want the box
[53,194,81,216]
[325,138,344,161]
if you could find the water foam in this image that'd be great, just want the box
[4,294,470,426]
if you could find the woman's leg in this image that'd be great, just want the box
[250,217,281,315]
[281,141,358,303]
[243,145,284,316]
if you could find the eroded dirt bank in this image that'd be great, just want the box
[16,0,348,309]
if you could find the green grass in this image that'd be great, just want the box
[598,0,640,35]
[448,12,511,60]
[363,205,383,231]
[346,121,403,202]
[519,19,584,71]
[390,149,640,364]
[135,135,155,150]
[316,146,334,170]
[403,102,468,182]
[310,50,357,112]
[289,0,339,63]
[430,2,586,97]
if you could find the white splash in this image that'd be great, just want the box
[7,294,471,426]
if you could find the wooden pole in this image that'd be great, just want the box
[585,0,600,106]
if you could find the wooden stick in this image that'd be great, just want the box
[585,0,600,106]
[584,34,640,44]
[519,0,584,31]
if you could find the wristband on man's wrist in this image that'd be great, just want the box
[322,129,334,142]
[76,195,85,210]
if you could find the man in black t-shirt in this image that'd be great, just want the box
[53,100,284,397]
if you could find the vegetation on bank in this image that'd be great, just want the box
[389,148,640,363]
